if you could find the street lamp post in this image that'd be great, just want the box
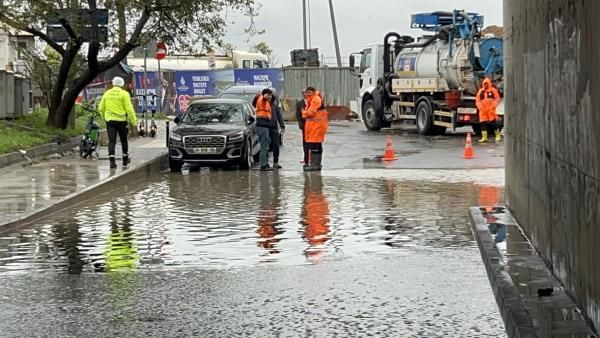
[303,0,308,49]
[328,0,342,67]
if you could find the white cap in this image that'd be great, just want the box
[112,76,125,87]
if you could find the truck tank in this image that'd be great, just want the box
[393,37,503,96]
[392,11,504,96]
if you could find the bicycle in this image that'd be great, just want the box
[79,104,101,159]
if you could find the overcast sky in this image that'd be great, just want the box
[224,0,503,66]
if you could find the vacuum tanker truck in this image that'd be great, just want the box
[350,10,504,135]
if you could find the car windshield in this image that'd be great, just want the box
[183,103,245,124]
[220,93,257,105]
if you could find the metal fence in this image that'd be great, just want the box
[282,67,359,107]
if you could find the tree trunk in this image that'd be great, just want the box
[46,44,81,129]
[56,70,98,128]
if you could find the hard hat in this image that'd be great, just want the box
[112,76,125,87]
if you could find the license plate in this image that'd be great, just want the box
[192,147,217,154]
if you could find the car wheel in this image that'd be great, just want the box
[169,157,183,172]
[240,139,253,170]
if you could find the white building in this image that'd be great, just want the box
[0,28,33,118]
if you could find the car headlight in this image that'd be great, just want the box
[169,132,182,142]
[228,131,244,142]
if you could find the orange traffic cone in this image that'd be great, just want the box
[382,135,397,161]
[463,132,476,159]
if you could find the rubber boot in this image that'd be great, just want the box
[304,152,322,172]
[109,157,117,169]
[122,154,131,167]
[494,129,502,142]
[478,131,489,143]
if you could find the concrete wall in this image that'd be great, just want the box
[504,0,600,330]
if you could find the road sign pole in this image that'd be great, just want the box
[143,47,148,134]
[158,57,162,115]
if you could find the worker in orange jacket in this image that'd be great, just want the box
[475,78,501,143]
[253,88,274,171]
[302,87,329,171]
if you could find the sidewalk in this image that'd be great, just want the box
[0,128,167,228]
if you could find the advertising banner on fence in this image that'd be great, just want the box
[133,71,178,115]
[133,71,159,113]
[174,70,234,113]
[233,68,284,96]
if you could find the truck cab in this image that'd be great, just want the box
[355,44,384,123]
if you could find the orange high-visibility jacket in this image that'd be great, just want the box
[475,78,501,122]
[302,92,329,143]
[255,95,272,120]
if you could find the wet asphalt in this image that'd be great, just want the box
[0,123,506,337]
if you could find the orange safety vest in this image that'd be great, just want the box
[255,95,272,120]
[302,92,329,143]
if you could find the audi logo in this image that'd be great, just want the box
[197,137,212,143]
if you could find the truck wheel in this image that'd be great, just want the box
[169,157,183,172]
[362,100,382,131]
[416,101,434,135]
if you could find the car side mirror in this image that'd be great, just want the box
[349,55,355,69]
[174,115,182,124]
[247,115,255,125]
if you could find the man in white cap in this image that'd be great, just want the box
[99,76,137,169]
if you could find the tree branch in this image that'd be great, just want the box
[0,12,66,55]
[86,0,100,71]
[58,17,78,41]
[24,27,66,56]
[98,8,150,72]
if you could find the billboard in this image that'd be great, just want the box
[174,70,234,113]
[234,69,284,96]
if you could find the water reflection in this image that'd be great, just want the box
[256,173,283,255]
[478,185,506,244]
[301,173,331,262]
[102,200,140,272]
[0,171,506,273]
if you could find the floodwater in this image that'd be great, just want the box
[0,169,507,336]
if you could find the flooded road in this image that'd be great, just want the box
[0,166,506,336]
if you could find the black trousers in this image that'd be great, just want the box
[269,128,280,163]
[106,121,129,157]
[306,142,323,163]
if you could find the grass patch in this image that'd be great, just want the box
[0,108,106,155]
[0,123,51,154]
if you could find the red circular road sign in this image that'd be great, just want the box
[155,42,167,60]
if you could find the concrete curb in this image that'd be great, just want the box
[0,153,168,233]
[0,136,81,169]
[469,207,598,338]
[469,207,537,338]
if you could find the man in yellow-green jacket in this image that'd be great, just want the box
[99,77,138,169]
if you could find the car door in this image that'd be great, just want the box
[244,103,260,155]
